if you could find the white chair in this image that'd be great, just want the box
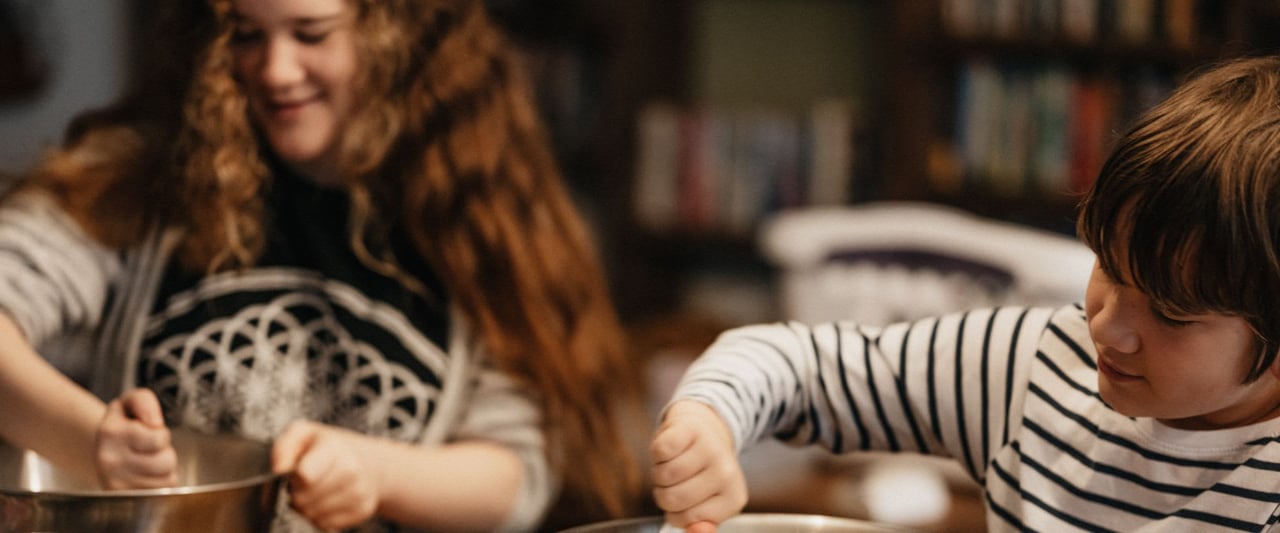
[760,201,1095,325]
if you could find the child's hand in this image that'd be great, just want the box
[95,388,177,489]
[272,420,381,530]
[650,399,747,529]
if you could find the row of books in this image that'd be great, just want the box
[943,0,1211,47]
[632,100,862,235]
[946,59,1174,194]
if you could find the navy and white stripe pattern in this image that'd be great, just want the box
[675,304,1280,532]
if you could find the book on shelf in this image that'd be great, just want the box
[941,0,1205,47]
[677,110,715,231]
[1060,0,1100,42]
[950,59,1173,196]
[1115,0,1156,44]
[809,99,855,207]
[1068,75,1117,194]
[633,104,681,232]
[632,101,861,235]
[1163,0,1196,49]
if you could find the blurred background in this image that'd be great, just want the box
[5,1,1280,530]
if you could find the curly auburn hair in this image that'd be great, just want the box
[26,0,642,523]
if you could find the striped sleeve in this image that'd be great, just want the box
[0,189,120,348]
[672,306,1054,480]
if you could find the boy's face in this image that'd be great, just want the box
[1084,260,1280,429]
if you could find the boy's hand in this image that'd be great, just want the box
[650,399,747,529]
[272,420,381,530]
[95,388,177,489]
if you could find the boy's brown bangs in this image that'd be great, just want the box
[1121,192,1223,316]
[1080,139,1236,317]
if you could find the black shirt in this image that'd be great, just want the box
[137,169,450,443]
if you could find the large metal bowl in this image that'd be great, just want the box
[0,427,282,532]
[560,514,917,532]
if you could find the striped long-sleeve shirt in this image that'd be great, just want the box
[673,304,1280,532]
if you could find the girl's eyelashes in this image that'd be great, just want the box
[295,31,330,44]
[227,27,330,45]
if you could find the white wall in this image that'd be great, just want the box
[0,1,129,174]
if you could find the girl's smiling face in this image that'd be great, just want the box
[1085,260,1280,430]
[229,0,358,184]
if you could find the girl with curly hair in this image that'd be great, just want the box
[1,0,642,530]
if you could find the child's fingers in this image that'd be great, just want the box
[650,422,696,465]
[95,392,177,490]
[120,388,165,427]
[101,389,171,453]
[292,443,338,490]
[99,444,178,489]
[100,396,132,438]
[116,426,177,484]
[308,506,371,532]
[126,444,178,477]
[651,441,706,488]
[279,427,379,530]
[119,433,177,474]
[685,521,718,533]
[121,456,179,488]
[125,424,171,454]
[652,466,723,513]
[271,420,317,475]
[294,479,376,531]
[663,491,744,529]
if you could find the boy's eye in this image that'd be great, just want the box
[1152,307,1194,327]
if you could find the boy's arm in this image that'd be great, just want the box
[714,311,1052,459]
[655,306,1055,515]
[650,319,861,529]
[666,319,879,455]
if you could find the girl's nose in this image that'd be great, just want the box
[1089,293,1140,354]
[260,39,304,88]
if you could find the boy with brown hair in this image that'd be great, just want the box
[651,55,1280,532]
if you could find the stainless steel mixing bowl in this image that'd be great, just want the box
[559,514,917,532]
[0,428,282,532]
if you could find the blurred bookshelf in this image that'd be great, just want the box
[486,0,692,321]
[493,0,1280,324]
[882,0,1280,232]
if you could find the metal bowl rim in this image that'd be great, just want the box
[1,427,282,498]
[559,513,916,532]
[0,470,283,498]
